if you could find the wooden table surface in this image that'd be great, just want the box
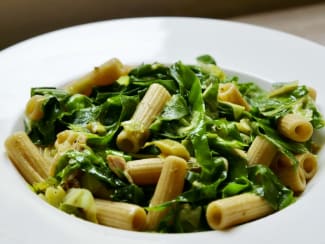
[232,2,325,46]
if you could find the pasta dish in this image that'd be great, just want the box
[5,55,324,232]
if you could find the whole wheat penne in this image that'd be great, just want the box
[146,156,187,230]
[95,199,147,231]
[5,131,50,183]
[116,83,171,153]
[106,155,127,179]
[296,153,317,180]
[126,158,165,185]
[25,95,46,121]
[277,166,306,194]
[271,154,306,193]
[277,114,313,142]
[218,83,250,110]
[247,135,277,166]
[206,193,274,230]
[64,58,130,96]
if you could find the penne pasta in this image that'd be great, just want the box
[5,131,50,184]
[146,156,187,230]
[5,55,325,233]
[271,154,306,193]
[218,83,250,110]
[276,166,306,194]
[296,153,317,180]
[206,193,274,230]
[277,114,313,142]
[125,158,165,185]
[116,83,171,153]
[95,199,147,231]
[25,95,46,121]
[64,58,130,96]
[247,135,277,166]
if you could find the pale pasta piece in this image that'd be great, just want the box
[247,135,277,166]
[277,114,313,142]
[276,166,306,193]
[218,83,250,110]
[106,156,164,185]
[5,131,50,183]
[270,153,292,170]
[146,156,187,230]
[95,199,147,231]
[64,58,130,96]
[271,154,306,193]
[296,153,317,180]
[126,158,165,185]
[25,95,46,121]
[206,192,274,230]
[106,155,127,179]
[116,83,171,153]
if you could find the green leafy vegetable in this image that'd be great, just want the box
[24,55,324,233]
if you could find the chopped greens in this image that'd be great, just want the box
[26,55,324,233]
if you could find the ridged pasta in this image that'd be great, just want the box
[95,199,147,231]
[64,58,130,96]
[125,158,165,185]
[146,156,187,230]
[206,193,273,230]
[271,154,306,193]
[5,131,50,184]
[296,153,317,180]
[277,114,313,142]
[25,95,46,121]
[247,135,277,166]
[218,83,250,110]
[116,83,171,153]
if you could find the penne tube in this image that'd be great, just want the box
[116,83,171,153]
[296,153,317,180]
[270,153,292,170]
[126,158,165,185]
[247,135,277,166]
[206,193,274,230]
[64,58,130,96]
[95,199,147,231]
[5,131,50,183]
[271,154,306,193]
[218,83,250,110]
[277,114,313,142]
[146,156,187,230]
[276,166,306,194]
[25,95,46,121]
[106,155,127,179]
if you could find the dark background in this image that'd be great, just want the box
[1,0,324,50]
